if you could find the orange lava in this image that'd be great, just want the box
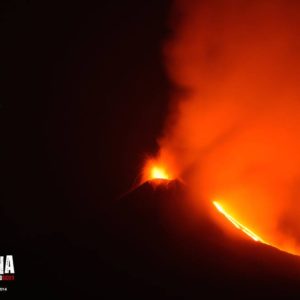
[212,200,300,256]
[142,158,173,183]
[150,166,170,180]
[213,201,268,244]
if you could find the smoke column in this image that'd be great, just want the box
[157,0,300,254]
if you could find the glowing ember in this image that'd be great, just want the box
[213,201,269,244]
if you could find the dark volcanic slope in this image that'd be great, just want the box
[106,180,300,299]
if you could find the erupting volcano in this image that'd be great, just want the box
[150,167,169,180]
[137,0,300,257]
[141,159,299,256]
[142,158,174,183]
[112,178,300,298]
[110,0,300,297]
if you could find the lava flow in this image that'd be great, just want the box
[141,159,300,256]
[213,201,300,256]
[146,0,300,258]
[213,201,268,244]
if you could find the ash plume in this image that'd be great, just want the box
[157,0,300,254]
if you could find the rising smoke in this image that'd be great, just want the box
[158,0,300,254]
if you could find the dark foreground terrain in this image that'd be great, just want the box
[3,179,300,299]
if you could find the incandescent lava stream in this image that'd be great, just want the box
[105,178,300,299]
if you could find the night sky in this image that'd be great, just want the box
[4,1,300,298]
[1,0,171,297]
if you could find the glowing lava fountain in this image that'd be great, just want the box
[150,166,170,180]
[142,158,173,182]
